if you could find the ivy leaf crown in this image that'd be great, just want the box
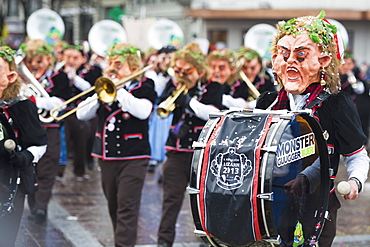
[19,43,52,57]
[277,10,338,44]
[106,43,140,63]
[180,49,205,65]
[238,47,260,61]
[0,46,16,63]
[211,48,236,59]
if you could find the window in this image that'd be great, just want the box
[208,30,227,50]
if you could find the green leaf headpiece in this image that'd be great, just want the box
[208,49,237,67]
[19,43,53,57]
[277,10,337,44]
[238,47,260,61]
[106,43,140,63]
[0,46,16,63]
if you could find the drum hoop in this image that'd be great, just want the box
[260,116,291,238]
[189,115,223,233]
[252,114,274,241]
[260,112,330,245]
[300,113,331,245]
[198,115,227,236]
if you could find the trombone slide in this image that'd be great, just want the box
[239,70,260,100]
[50,65,153,121]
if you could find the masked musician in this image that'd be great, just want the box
[146,45,177,173]
[19,39,70,224]
[0,46,48,246]
[52,40,68,71]
[256,11,369,246]
[238,47,276,107]
[76,43,157,246]
[62,44,102,181]
[207,48,251,109]
[157,42,223,247]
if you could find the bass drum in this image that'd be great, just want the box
[188,109,331,247]
[0,112,18,218]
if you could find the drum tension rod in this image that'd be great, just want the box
[314,210,331,221]
[186,186,200,195]
[193,229,207,237]
[257,192,274,201]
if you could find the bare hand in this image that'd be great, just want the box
[284,175,309,196]
[342,180,359,200]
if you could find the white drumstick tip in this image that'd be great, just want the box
[4,139,16,151]
[337,181,351,195]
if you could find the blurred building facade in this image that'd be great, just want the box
[1,0,370,63]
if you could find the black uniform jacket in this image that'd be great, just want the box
[2,99,48,150]
[221,79,250,110]
[38,69,71,128]
[165,80,223,151]
[66,64,102,110]
[256,90,367,177]
[92,77,157,161]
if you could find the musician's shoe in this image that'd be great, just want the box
[28,209,47,225]
[87,160,95,170]
[147,160,157,173]
[28,213,36,221]
[75,174,91,182]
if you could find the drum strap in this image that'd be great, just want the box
[303,90,330,110]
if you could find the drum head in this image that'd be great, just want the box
[189,110,330,246]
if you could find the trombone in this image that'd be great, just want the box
[50,64,153,121]
[236,59,260,100]
[156,84,187,119]
[239,70,261,100]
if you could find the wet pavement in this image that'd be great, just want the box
[13,159,370,247]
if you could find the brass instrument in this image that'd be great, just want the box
[50,64,153,121]
[16,55,57,123]
[54,60,66,71]
[236,59,261,101]
[239,70,261,101]
[157,84,187,119]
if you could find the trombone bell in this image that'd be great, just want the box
[95,77,117,104]
[156,84,187,119]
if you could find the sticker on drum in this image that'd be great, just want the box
[188,110,330,247]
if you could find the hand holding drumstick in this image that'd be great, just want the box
[337,180,360,200]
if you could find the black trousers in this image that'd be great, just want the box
[157,151,193,246]
[99,158,148,247]
[28,127,60,213]
[318,192,341,247]
[64,113,96,176]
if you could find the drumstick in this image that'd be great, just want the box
[4,139,16,152]
[337,181,351,195]
[272,184,291,190]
